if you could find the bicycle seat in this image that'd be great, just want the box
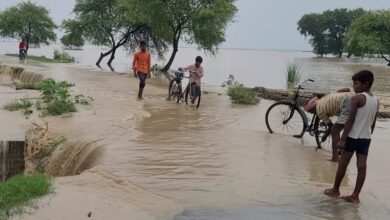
[174,71,184,78]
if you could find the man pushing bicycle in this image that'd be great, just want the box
[178,56,204,104]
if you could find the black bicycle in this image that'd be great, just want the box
[265,79,331,150]
[167,71,201,108]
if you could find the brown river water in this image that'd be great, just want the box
[1,49,390,220]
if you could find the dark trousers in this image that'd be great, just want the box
[191,83,201,97]
[137,72,148,89]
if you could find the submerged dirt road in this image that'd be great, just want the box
[1,55,390,220]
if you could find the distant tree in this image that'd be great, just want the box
[0,1,57,53]
[297,13,328,57]
[298,8,365,58]
[124,0,237,71]
[323,8,365,57]
[61,19,84,49]
[344,10,390,65]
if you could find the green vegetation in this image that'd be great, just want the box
[0,174,52,218]
[39,79,76,116]
[5,54,73,63]
[286,62,301,84]
[223,75,260,105]
[125,0,237,71]
[3,99,32,111]
[64,0,159,68]
[15,82,44,90]
[4,79,92,117]
[0,2,57,53]
[297,8,365,57]
[344,10,390,65]
[61,21,84,49]
[53,50,75,63]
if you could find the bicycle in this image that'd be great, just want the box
[265,79,332,150]
[167,71,201,108]
[19,49,26,63]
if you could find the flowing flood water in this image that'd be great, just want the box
[1,45,390,219]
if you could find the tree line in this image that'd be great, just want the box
[0,0,237,70]
[298,8,390,65]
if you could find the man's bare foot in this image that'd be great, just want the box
[324,188,340,198]
[137,97,143,101]
[341,195,360,203]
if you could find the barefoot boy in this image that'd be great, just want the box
[324,70,379,203]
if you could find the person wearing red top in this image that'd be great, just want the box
[132,41,151,100]
[18,39,26,60]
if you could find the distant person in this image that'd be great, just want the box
[18,39,26,60]
[324,70,378,203]
[304,88,354,162]
[132,41,151,100]
[178,56,204,104]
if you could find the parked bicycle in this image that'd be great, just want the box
[265,79,331,150]
[167,71,201,108]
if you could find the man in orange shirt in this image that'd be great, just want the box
[132,41,151,100]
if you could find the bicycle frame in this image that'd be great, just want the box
[288,79,314,130]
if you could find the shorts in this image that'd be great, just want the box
[336,96,352,124]
[344,137,371,156]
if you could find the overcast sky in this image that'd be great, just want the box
[1,0,390,50]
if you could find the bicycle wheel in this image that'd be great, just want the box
[265,101,306,137]
[184,84,201,108]
[314,117,332,150]
[167,79,180,101]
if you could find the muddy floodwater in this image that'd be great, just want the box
[1,47,390,220]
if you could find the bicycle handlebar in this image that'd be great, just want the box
[294,78,314,89]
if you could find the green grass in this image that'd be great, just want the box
[223,75,260,105]
[3,99,32,111]
[227,85,260,105]
[0,174,52,218]
[15,82,43,90]
[5,54,73,63]
[286,62,301,84]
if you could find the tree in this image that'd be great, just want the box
[61,19,84,49]
[323,8,365,57]
[297,13,328,57]
[124,0,237,71]
[69,0,159,69]
[298,8,365,58]
[0,1,57,53]
[344,10,390,65]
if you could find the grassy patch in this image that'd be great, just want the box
[227,86,260,105]
[0,174,52,218]
[286,62,301,84]
[53,50,75,63]
[15,82,43,90]
[3,99,32,111]
[223,75,260,105]
[5,53,74,63]
[4,78,91,117]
